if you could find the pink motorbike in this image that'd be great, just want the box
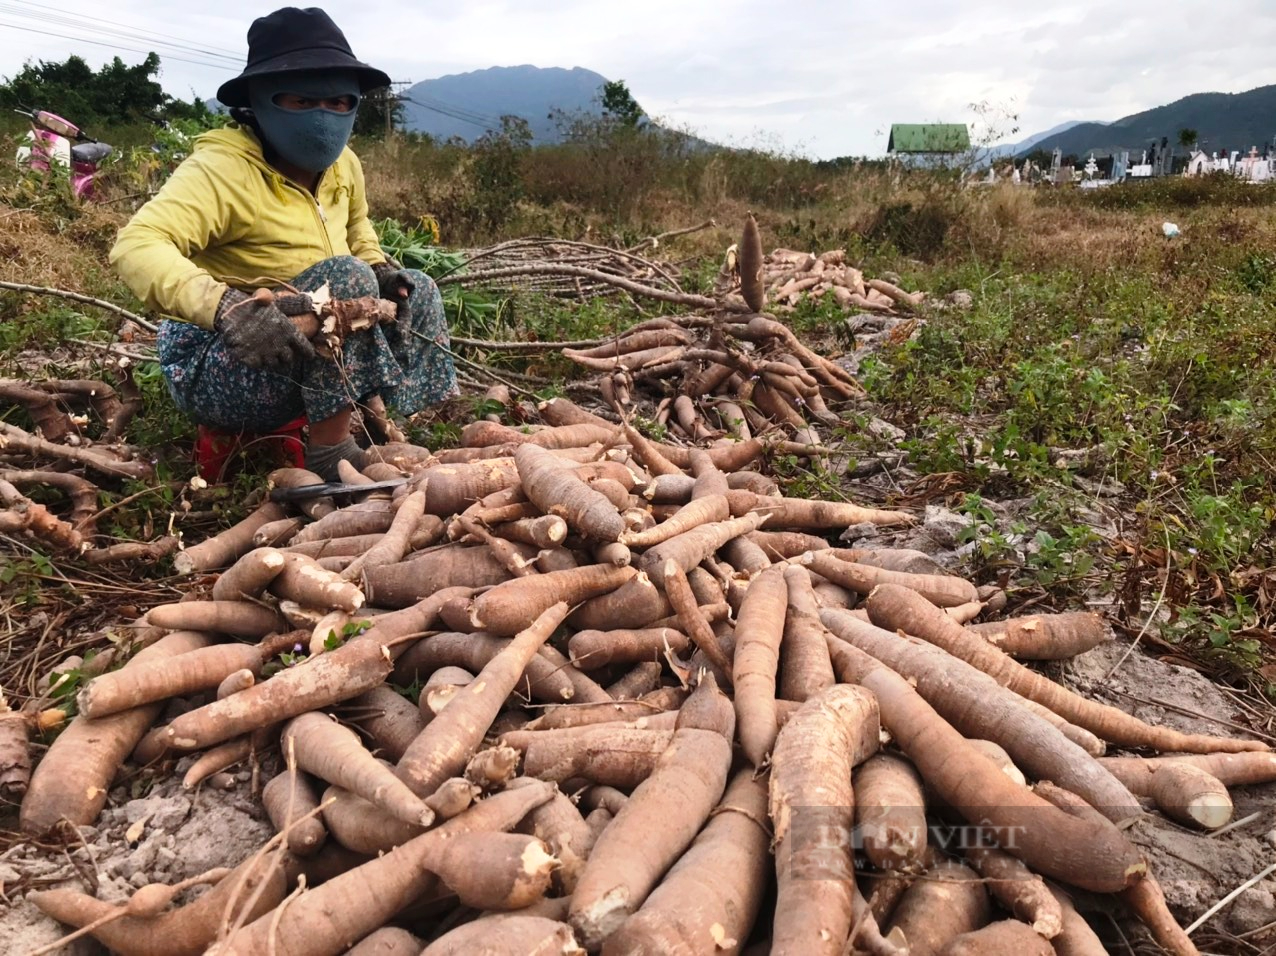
[14,109,113,200]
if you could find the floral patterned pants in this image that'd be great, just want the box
[157,255,457,432]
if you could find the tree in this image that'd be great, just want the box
[470,115,532,230]
[601,80,644,128]
[0,53,203,127]
[1178,127,1199,151]
[355,87,405,139]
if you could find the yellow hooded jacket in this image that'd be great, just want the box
[109,125,386,330]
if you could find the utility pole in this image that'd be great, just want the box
[386,79,411,139]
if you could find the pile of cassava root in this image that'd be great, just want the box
[6,393,1274,956]
[556,307,865,445]
[754,249,924,315]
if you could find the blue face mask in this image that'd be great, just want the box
[248,71,361,174]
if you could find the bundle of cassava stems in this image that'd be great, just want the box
[8,395,1274,956]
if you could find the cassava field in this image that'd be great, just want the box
[0,116,1274,955]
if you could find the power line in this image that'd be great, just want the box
[412,94,502,127]
[0,20,239,72]
[0,3,243,64]
[16,0,244,58]
[399,95,499,131]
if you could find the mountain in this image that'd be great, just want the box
[1015,120,1095,153]
[1020,85,1276,158]
[399,65,609,143]
[984,121,1100,160]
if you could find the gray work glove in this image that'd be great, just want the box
[372,260,415,322]
[214,288,317,373]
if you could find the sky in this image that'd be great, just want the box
[3,0,1276,159]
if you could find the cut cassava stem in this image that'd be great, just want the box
[0,478,84,552]
[0,420,152,479]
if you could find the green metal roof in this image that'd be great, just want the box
[887,124,970,154]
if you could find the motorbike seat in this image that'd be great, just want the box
[71,142,112,164]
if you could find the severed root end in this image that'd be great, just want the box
[1031,914,1064,940]
[1186,792,1234,830]
[573,885,631,951]
[1149,764,1234,831]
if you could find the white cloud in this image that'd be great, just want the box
[1,0,1274,158]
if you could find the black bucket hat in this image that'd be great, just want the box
[216,7,391,107]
